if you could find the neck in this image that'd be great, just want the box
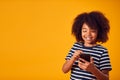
[84,43,97,47]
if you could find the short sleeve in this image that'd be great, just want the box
[65,43,78,60]
[99,49,112,71]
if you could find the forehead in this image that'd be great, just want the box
[82,23,97,30]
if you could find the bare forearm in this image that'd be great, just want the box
[62,50,82,73]
[91,67,109,80]
[62,57,75,73]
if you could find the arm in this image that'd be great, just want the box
[78,58,110,80]
[62,57,76,73]
[62,50,82,73]
[90,67,109,80]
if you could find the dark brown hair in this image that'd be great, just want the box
[72,11,110,43]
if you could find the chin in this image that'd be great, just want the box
[85,41,95,44]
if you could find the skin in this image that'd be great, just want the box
[62,23,110,80]
[81,23,98,47]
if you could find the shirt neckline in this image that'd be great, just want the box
[79,42,99,49]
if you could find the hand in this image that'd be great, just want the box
[78,57,95,72]
[72,50,83,60]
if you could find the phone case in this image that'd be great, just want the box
[80,54,90,62]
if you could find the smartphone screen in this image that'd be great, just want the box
[80,54,90,62]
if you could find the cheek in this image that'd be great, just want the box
[81,33,85,37]
[92,33,98,38]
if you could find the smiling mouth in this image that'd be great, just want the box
[85,37,92,41]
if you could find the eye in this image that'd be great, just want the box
[83,30,87,32]
[82,29,87,32]
[91,30,97,33]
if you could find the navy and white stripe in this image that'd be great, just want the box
[65,42,112,80]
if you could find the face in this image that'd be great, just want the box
[81,23,98,46]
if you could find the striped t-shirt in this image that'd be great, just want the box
[65,42,112,80]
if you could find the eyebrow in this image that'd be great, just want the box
[82,28,87,29]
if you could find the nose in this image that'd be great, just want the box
[86,30,92,36]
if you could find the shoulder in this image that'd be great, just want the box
[93,44,108,52]
[73,42,83,46]
[72,42,83,48]
[69,42,83,51]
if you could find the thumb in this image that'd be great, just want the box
[90,57,94,63]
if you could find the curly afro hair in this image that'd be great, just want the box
[72,11,110,43]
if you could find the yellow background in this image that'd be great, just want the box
[0,0,120,80]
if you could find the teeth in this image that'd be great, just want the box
[86,37,92,40]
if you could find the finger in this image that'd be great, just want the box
[90,57,94,63]
[76,50,83,54]
[78,61,84,65]
[74,50,80,54]
[78,62,86,70]
[78,50,83,54]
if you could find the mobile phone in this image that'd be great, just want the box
[79,54,90,62]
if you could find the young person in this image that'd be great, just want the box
[62,11,112,80]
